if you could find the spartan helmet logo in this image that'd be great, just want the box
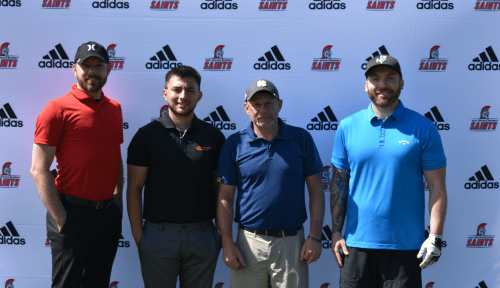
[0,42,10,58]
[320,284,330,288]
[322,166,331,182]
[2,162,12,177]
[214,283,224,288]
[425,282,435,288]
[107,44,117,60]
[477,223,487,237]
[5,279,14,288]
[480,106,491,121]
[322,45,333,60]
[160,105,169,118]
[214,45,224,60]
[429,46,440,60]
[109,281,119,288]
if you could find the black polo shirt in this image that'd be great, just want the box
[127,113,225,223]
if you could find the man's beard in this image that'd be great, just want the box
[170,103,197,117]
[369,85,402,109]
[79,74,107,94]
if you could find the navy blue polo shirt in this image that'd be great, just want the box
[216,118,323,230]
[331,101,446,250]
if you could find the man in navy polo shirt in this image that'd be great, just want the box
[216,79,325,288]
[330,55,448,288]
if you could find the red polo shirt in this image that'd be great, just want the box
[34,85,123,201]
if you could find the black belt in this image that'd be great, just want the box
[239,224,302,237]
[60,193,114,210]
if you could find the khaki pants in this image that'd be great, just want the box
[231,228,309,288]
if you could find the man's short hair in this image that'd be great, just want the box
[165,66,201,90]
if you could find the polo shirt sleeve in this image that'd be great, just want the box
[331,120,350,171]
[421,123,446,171]
[34,101,63,147]
[127,127,149,167]
[304,132,324,177]
[215,136,237,186]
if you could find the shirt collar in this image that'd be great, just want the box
[366,100,405,123]
[70,84,109,103]
[246,118,292,142]
[156,110,201,130]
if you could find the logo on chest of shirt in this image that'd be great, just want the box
[424,106,450,130]
[307,106,338,131]
[195,146,212,151]
[470,106,497,132]
[464,165,499,189]
[203,105,236,130]
[467,223,494,248]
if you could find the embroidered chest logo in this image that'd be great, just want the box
[195,146,212,151]
[399,140,410,145]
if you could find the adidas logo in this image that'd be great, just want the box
[0,221,25,245]
[320,225,334,249]
[417,0,453,10]
[469,46,500,71]
[39,43,73,68]
[150,0,179,10]
[203,106,236,130]
[0,103,23,128]
[201,0,238,10]
[42,0,71,8]
[361,45,390,70]
[92,0,129,9]
[145,45,182,70]
[118,233,130,248]
[424,106,449,130]
[475,281,488,288]
[309,0,346,10]
[307,106,338,130]
[0,0,21,7]
[465,165,499,189]
[253,45,291,70]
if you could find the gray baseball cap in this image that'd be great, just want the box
[245,79,279,101]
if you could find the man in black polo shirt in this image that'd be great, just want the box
[126,66,225,288]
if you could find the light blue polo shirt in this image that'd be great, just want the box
[331,101,446,250]
[216,118,323,230]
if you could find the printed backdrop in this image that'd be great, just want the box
[1,0,499,287]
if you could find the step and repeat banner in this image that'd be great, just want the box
[1,0,499,287]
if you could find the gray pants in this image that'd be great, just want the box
[138,220,222,288]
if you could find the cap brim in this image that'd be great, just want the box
[77,55,109,64]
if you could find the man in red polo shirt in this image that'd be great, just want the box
[30,41,124,288]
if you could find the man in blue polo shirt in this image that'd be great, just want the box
[330,55,448,288]
[216,79,325,288]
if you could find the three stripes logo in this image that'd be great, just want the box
[361,45,390,70]
[0,103,23,128]
[259,0,287,11]
[42,0,71,8]
[311,45,341,71]
[320,225,334,249]
[474,281,489,288]
[309,0,346,10]
[475,0,500,10]
[424,106,450,130]
[307,106,338,130]
[468,46,499,71]
[201,0,238,10]
[0,42,18,69]
[39,43,74,68]
[366,0,395,10]
[150,0,179,10]
[203,106,236,130]
[0,221,25,245]
[203,45,233,71]
[1,162,21,188]
[464,165,499,189]
[470,106,497,131]
[146,45,182,70]
[253,45,291,70]
[467,223,494,248]
[417,0,453,10]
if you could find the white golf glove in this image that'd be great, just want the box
[417,234,442,269]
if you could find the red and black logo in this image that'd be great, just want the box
[0,103,23,128]
[0,0,21,7]
[362,45,390,70]
[417,0,453,10]
[475,0,500,10]
[42,0,70,8]
[151,105,169,122]
[308,106,338,130]
[151,0,178,10]
[469,46,499,71]
[465,165,499,189]
[419,46,447,71]
[425,283,436,288]
[204,106,236,130]
[45,237,51,247]
[0,162,20,188]
[366,0,395,10]
[107,44,125,70]
[5,279,15,288]
[109,281,119,288]
[467,223,494,247]
[146,45,182,70]
[0,43,18,69]
[259,0,287,11]
[470,106,497,132]
[312,45,341,71]
[322,166,331,191]
[254,45,290,70]
[320,284,331,288]
[0,221,25,245]
[202,0,237,9]
[204,45,233,71]
[424,106,450,130]
[39,43,74,68]
[92,0,129,9]
[214,283,224,288]
[309,0,345,10]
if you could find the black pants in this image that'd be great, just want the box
[47,199,122,288]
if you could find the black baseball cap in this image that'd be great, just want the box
[245,79,279,101]
[365,55,402,79]
[74,41,109,64]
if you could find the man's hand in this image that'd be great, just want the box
[300,237,322,264]
[132,226,143,246]
[222,241,246,270]
[417,234,442,269]
[332,232,349,268]
[55,212,67,233]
